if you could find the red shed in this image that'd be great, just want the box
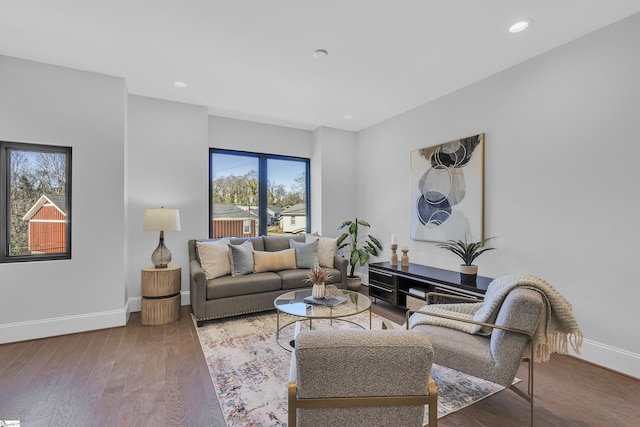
[22,194,67,254]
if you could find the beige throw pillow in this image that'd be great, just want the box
[305,234,337,268]
[196,238,231,280]
[253,248,296,273]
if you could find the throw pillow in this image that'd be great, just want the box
[289,239,319,269]
[196,238,231,280]
[228,240,255,277]
[305,234,337,268]
[253,248,296,273]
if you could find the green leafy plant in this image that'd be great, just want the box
[337,218,383,277]
[437,238,495,266]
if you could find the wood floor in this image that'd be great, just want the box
[1,302,638,427]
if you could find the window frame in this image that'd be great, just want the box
[0,141,72,263]
[209,148,310,237]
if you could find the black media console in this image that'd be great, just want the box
[368,262,493,309]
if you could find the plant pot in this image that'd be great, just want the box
[346,276,361,290]
[460,265,478,285]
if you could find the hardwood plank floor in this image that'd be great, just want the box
[1,303,638,426]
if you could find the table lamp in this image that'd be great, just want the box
[143,207,181,268]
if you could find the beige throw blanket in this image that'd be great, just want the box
[409,274,583,362]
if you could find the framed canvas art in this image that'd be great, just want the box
[410,133,485,243]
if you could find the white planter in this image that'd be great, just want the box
[312,283,326,299]
[346,276,361,290]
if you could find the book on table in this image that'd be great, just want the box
[303,295,348,307]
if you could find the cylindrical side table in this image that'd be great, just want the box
[141,264,181,326]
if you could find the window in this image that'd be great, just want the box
[1,141,72,263]
[210,149,309,238]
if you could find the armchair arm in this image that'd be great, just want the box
[405,307,533,340]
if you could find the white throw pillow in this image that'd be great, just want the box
[305,234,337,268]
[197,238,231,280]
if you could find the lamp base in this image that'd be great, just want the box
[151,236,172,269]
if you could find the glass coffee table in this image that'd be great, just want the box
[274,288,372,349]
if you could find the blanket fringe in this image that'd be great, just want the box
[535,330,583,363]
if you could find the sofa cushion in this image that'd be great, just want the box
[230,236,265,251]
[206,272,282,299]
[290,239,319,268]
[305,235,337,268]
[278,269,313,290]
[264,235,304,252]
[229,240,254,276]
[196,238,231,279]
[253,248,296,273]
[278,267,342,290]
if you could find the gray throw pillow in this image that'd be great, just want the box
[290,239,319,269]
[228,240,254,276]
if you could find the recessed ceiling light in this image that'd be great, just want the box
[173,81,187,88]
[312,49,328,59]
[344,115,353,120]
[509,20,532,33]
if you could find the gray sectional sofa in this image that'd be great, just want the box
[188,235,347,326]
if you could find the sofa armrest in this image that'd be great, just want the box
[189,258,207,321]
[334,255,348,289]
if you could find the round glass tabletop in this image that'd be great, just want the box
[274,288,371,319]
[274,288,372,351]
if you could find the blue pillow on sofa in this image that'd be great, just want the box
[290,239,319,269]
[229,240,254,276]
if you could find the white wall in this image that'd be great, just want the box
[311,127,357,238]
[0,56,127,342]
[126,96,209,310]
[357,14,640,377]
[209,115,312,158]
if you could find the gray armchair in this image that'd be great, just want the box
[408,288,545,426]
[288,329,438,427]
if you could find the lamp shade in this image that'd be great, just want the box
[143,208,181,232]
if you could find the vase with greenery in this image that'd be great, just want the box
[337,218,383,289]
[437,238,495,284]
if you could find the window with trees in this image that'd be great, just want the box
[1,141,72,263]
[210,149,310,238]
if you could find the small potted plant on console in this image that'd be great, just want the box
[437,237,495,284]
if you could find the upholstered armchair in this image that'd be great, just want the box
[288,329,438,427]
[408,288,545,426]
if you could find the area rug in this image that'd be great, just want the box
[195,310,509,426]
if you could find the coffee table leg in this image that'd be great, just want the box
[369,306,372,329]
[276,310,280,339]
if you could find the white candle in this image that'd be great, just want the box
[391,234,397,245]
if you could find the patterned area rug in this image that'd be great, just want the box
[195,310,509,426]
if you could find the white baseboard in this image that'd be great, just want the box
[577,339,640,379]
[0,307,128,344]
[0,292,192,344]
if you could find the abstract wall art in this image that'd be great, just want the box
[410,133,485,243]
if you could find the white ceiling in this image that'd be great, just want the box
[2,1,640,132]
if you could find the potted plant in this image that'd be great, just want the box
[437,237,495,284]
[337,218,383,289]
